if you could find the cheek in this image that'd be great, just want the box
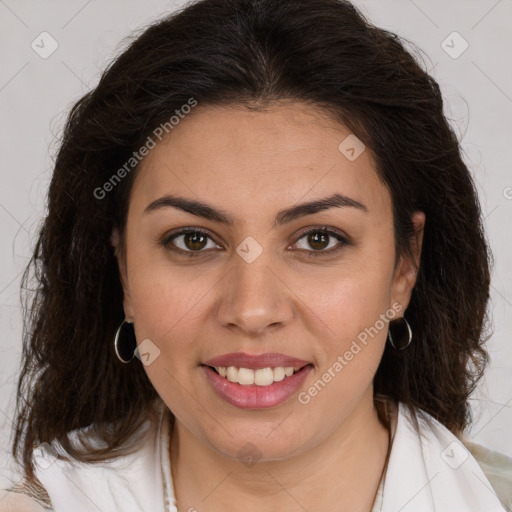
[127,262,208,412]
[298,273,392,413]
[306,277,391,382]
[131,271,206,345]
[126,245,209,362]
[298,239,395,402]
[306,252,394,343]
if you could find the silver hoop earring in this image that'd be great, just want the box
[114,319,137,363]
[387,316,412,351]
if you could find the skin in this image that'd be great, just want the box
[112,101,425,512]
[0,491,46,512]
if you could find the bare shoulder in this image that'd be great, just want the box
[0,489,48,511]
[0,478,52,512]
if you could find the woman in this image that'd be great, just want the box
[2,0,511,510]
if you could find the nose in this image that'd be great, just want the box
[216,252,294,336]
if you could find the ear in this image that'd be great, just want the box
[110,227,135,320]
[390,211,425,312]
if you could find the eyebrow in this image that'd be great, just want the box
[143,192,368,227]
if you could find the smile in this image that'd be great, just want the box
[201,364,314,409]
[210,365,302,386]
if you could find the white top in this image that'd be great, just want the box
[25,398,511,512]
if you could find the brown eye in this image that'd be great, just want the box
[161,229,220,256]
[183,232,208,251]
[293,228,348,255]
[306,231,330,251]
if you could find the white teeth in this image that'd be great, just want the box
[237,367,255,385]
[213,366,302,386]
[273,366,285,382]
[226,366,238,383]
[254,367,274,386]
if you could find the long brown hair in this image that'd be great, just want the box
[13,0,491,483]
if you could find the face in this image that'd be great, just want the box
[112,101,424,461]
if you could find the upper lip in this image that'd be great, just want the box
[203,352,312,370]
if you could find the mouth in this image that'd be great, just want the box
[200,363,314,409]
[203,364,310,386]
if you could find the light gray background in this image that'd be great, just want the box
[1,0,511,489]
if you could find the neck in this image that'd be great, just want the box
[169,389,393,512]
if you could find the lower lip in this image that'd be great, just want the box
[201,364,313,409]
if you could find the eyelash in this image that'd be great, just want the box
[159,226,350,259]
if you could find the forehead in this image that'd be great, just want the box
[130,102,391,221]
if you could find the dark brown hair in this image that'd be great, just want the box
[12,0,491,484]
